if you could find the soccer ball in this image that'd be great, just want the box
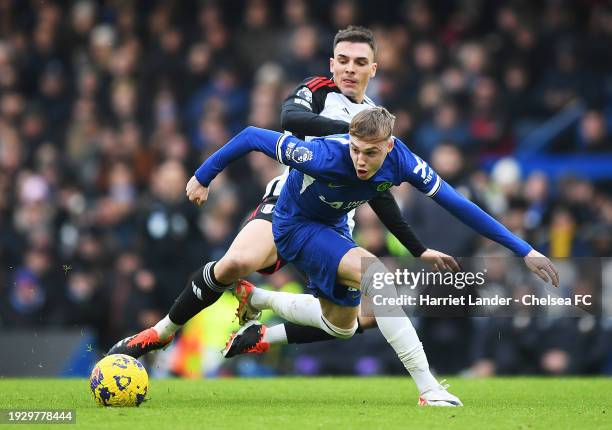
[89,354,148,407]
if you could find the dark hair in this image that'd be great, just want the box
[333,26,377,55]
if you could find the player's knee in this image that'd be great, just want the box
[358,316,377,330]
[320,315,358,339]
[218,254,257,279]
[361,259,390,297]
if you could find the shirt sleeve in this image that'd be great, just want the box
[398,141,443,196]
[368,191,427,256]
[280,78,349,137]
[432,181,533,256]
[397,140,532,256]
[194,127,283,186]
[194,126,329,186]
[281,103,350,137]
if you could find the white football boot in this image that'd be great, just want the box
[418,380,463,407]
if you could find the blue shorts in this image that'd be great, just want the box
[272,217,360,307]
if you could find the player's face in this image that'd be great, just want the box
[349,136,394,180]
[330,42,377,103]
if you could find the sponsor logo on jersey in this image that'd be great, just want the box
[376,181,392,192]
[319,195,343,209]
[296,87,313,103]
[290,146,313,163]
[319,195,368,210]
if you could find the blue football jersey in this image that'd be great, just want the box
[272,133,442,228]
[194,126,532,256]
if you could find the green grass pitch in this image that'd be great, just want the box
[0,377,610,429]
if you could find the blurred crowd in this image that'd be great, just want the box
[0,0,611,376]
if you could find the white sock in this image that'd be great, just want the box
[250,288,323,327]
[153,315,181,339]
[363,262,440,394]
[249,287,277,309]
[375,316,439,393]
[250,287,355,338]
[261,324,288,344]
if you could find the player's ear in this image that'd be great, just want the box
[386,137,394,152]
[371,62,378,78]
[329,57,334,74]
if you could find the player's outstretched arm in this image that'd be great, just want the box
[281,98,349,137]
[194,126,285,187]
[431,180,559,286]
[194,126,329,192]
[280,78,350,137]
[368,191,427,257]
[367,191,460,271]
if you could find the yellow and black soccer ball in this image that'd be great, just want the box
[89,354,148,407]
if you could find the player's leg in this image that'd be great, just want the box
[337,249,437,386]
[225,225,371,353]
[236,281,359,340]
[213,219,278,284]
[223,223,362,357]
[357,257,462,405]
[107,218,278,357]
[259,223,362,339]
[272,304,370,345]
[309,246,459,404]
[224,279,373,357]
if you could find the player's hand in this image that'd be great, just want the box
[186,175,209,206]
[523,249,559,287]
[420,249,461,272]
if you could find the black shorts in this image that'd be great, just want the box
[244,195,278,224]
[243,195,287,275]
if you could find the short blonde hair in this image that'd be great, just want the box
[349,107,396,142]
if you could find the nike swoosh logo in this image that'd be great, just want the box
[328,183,345,188]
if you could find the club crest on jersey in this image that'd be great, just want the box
[285,142,296,159]
[297,87,313,103]
[290,146,313,163]
[377,181,392,192]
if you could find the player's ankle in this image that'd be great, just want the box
[250,287,273,309]
[153,315,181,339]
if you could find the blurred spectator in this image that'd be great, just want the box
[138,160,203,305]
[403,143,480,256]
[414,101,471,159]
[577,110,611,152]
[235,0,279,73]
[280,24,327,82]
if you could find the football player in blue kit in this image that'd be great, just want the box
[186,107,559,406]
[108,26,457,367]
